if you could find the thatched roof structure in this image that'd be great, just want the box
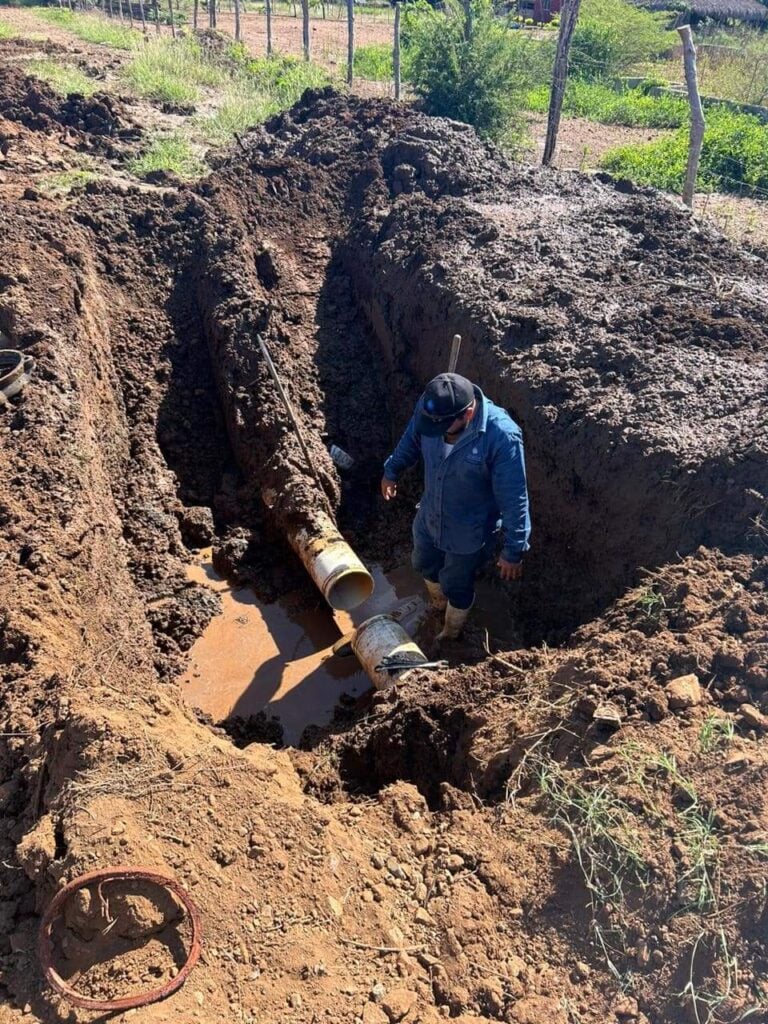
[638,0,768,24]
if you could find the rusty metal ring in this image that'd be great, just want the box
[38,866,203,1012]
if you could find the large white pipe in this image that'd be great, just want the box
[351,613,429,690]
[288,510,374,612]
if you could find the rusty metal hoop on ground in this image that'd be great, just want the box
[38,866,203,1012]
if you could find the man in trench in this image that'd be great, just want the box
[381,373,531,641]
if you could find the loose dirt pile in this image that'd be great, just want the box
[0,88,766,1024]
[0,57,142,189]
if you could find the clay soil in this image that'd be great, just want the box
[1,52,768,1024]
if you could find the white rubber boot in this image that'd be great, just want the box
[424,578,448,611]
[436,602,472,642]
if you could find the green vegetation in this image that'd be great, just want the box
[571,0,674,81]
[353,43,393,82]
[527,79,687,128]
[602,106,768,196]
[34,7,137,49]
[0,18,16,38]
[404,0,550,146]
[200,81,272,145]
[648,28,768,107]
[538,760,648,906]
[245,53,329,106]
[698,714,735,753]
[26,58,98,97]
[38,168,99,195]
[123,36,229,104]
[200,55,329,144]
[129,132,206,178]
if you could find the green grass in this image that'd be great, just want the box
[527,80,687,128]
[602,106,768,197]
[245,54,330,106]
[199,82,272,145]
[538,760,648,905]
[0,18,17,39]
[129,133,206,179]
[26,58,99,97]
[123,36,228,105]
[353,43,393,82]
[199,56,330,144]
[38,168,99,195]
[33,7,138,49]
[698,714,735,753]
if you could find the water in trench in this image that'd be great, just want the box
[180,548,519,745]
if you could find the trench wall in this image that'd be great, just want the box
[343,196,767,635]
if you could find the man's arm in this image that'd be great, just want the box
[382,411,422,486]
[490,426,531,571]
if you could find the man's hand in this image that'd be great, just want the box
[381,477,398,501]
[497,556,523,582]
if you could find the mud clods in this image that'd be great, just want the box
[1,88,768,1023]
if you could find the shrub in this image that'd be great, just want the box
[405,0,551,145]
[571,0,674,81]
[601,106,768,195]
[26,58,98,96]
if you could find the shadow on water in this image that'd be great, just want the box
[181,548,523,746]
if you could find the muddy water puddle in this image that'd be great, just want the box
[180,550,519,745]
[180,552,429,744]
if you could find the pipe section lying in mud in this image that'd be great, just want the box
[288,509,374,611]
[352,613,429,689]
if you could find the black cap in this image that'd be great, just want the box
[417,373,475,437]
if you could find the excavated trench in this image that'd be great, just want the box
[2,89,768,1023]
[82,89,768,757]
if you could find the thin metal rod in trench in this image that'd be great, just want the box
[255,333,333,511]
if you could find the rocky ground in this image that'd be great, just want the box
[0,41,767,1024]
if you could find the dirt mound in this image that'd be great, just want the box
[0,61,140,140]
[0,90,766,1023]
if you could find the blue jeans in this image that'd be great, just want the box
[412,514,491,610]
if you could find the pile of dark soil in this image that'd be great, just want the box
[0,63,139,141]
[0,89,766,1024]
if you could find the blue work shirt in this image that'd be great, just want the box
[383,386,531,563]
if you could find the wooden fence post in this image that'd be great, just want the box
[168,0,176,36]
[266,0,273,53]
[192,0,198,28]
[543,0,582,166]
[301,0,310,61]
[678,24,705,209]
[154,0,160,33]
[234,0,241,40]
[393,2,401,100]
[127,0,134,29]
[346,0,354,85]
[138,0,147,34]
